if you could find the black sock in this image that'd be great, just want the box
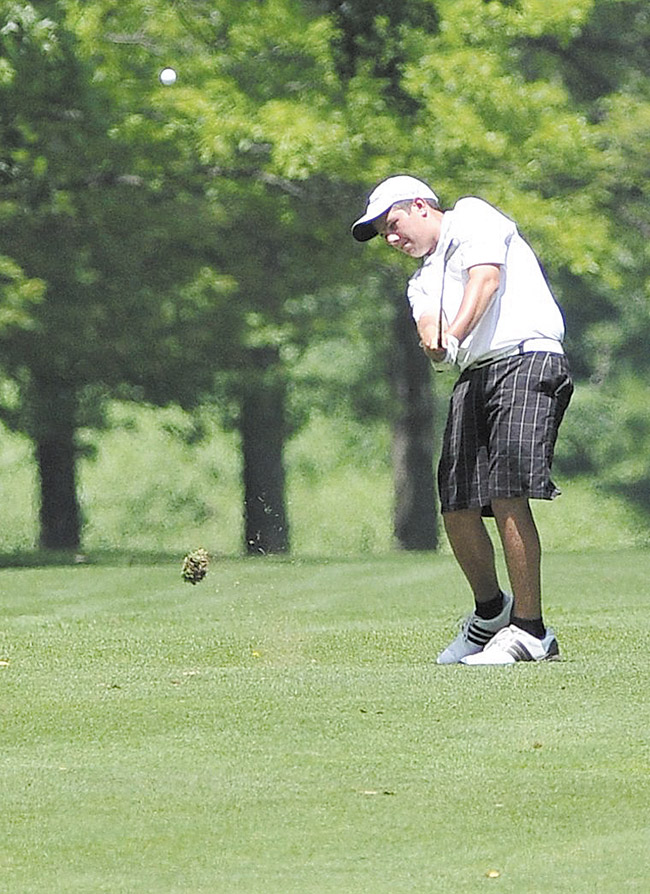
[512,616,546,639]
[475,591,505,620]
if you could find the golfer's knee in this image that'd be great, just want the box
[491,496,531,519]
[442,507,484,534]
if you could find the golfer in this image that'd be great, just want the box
[352,176,573,664]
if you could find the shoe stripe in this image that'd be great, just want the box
[506,641,534,662]
[467,631,492,646]
[467,622,503,646]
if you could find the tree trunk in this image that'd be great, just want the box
[390,295,439,550]
[33,383,82,551]
[240,348,290,555]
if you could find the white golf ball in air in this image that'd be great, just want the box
[159,67,177,86]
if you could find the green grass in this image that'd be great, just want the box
[2,552,649,893]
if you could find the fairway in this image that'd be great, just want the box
[1,551,649,893]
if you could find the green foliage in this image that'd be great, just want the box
[395,2,611,273]
[514,0,650,102]
[557,376,650,511]
[0,254,43,331]
[0,0,236,435]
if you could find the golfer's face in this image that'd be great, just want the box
[379,202,436,258]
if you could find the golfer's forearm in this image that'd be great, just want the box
[417,314,440,350]
[448,264,500,343]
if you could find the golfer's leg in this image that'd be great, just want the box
[491,497,541,619]
[443,508,501,604]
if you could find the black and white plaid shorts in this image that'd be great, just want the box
[438,352,573,515]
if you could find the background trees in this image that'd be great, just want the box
[0,0,648,553]
[0,1,236,548]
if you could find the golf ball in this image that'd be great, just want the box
[159,67,177,86]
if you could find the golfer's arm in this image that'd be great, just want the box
[447,264,500,343]
[416,314,440,351]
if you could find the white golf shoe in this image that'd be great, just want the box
[461,624,560,665]
[436,593,513,664]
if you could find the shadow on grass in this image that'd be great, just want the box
[0,548,418,569]
[0,549,195,569]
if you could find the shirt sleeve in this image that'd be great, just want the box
[407,259,442,322]
[453,197,514,269]
[407,269,426,322]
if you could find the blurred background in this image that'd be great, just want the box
[0,0,649,560]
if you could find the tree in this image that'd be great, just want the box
[0,1,236,548]
[155,0,369,553]
[184,0,445,551]
[0,0,369,554]
[390,285,438,550]
[319,0,443,549]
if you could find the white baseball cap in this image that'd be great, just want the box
[351,175,439,242]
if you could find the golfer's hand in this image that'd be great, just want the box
[421,342,446,363]
[419,330,459,366]
[418,324,444,361]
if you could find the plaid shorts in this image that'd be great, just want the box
[438,352,573,515]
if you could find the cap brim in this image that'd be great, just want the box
[351,217,380,242]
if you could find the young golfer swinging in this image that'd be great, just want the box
[352,176,573,664]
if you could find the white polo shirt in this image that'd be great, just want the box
[407,197,566,371]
